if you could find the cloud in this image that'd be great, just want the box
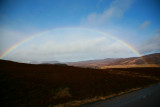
[2,28,138,62]
[82,0,134,26]
[138,34,160,54]
[0,28,28,54]
[156,28,160,33]
[5,35,134,62]
[6,36,107,61]
[139,21,151,29]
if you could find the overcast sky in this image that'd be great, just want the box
[0,0,160,62]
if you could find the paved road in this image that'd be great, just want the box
[81,84,160,107]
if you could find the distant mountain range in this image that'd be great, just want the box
[67,53,160,68]
[27,60,60,64]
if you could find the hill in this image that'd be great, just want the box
[67,53,160,68]
[0,59,160,106]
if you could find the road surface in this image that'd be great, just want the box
[81,84,160,107]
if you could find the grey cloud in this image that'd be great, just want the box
[138,35,160,54]
[139,21,151,29]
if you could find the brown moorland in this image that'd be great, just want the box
[68,53,160,68]
[0,60,160,107]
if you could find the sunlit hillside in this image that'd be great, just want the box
[68,53,160,68]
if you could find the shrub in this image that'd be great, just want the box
[53,87,72,99]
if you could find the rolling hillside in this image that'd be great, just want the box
[0,59,160,106]
[68,53,160,68]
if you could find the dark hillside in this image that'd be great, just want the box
[0,60,160,106]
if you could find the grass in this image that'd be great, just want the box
[53,87,142,107]
[0,60,160,107]
[100,64,160,69]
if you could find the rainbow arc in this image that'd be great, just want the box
[0,27,147,64]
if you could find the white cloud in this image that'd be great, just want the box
[139,21,151,29]
[0,28,28,55]
[7,37,107,61]
[2,28,138,62]
[82,0,134,26]
[7,40,133,62]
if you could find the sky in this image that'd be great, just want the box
[0,0,160,62]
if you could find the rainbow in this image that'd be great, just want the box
[0,27,147,64]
